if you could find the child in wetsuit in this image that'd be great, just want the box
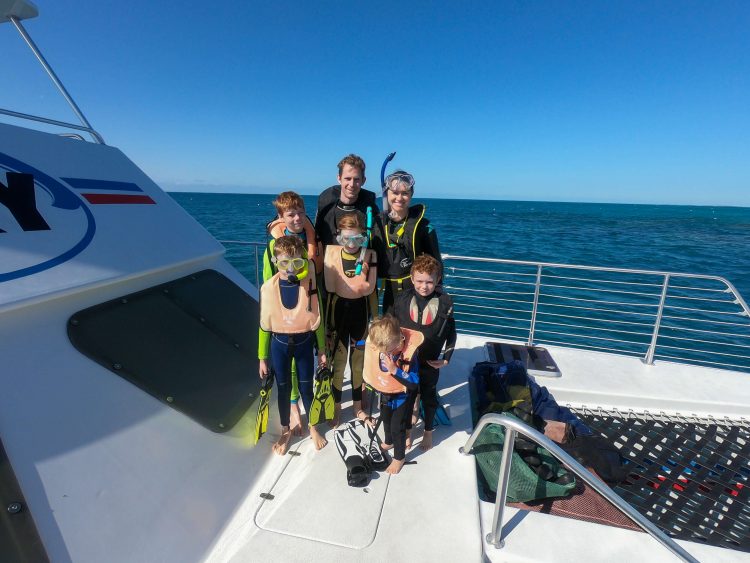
[366,315,420,474]
[262,191,322,435]
[258,236,328,454]
[323,213,378,426]
[392,255,456,451]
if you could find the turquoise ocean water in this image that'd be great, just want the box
[170,192,750,371]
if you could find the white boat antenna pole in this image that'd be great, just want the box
[8,13,105,144]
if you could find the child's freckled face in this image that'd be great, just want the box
[412,271,436,297]
[281,208,305,234]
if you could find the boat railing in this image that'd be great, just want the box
[460,413,698,563]
[2,11,105,144]
[443,253,750,373]
[217,240,750,373]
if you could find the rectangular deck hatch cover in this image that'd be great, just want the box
[67,269,260,432]
[485,342,561,377]
[256,438,388,548]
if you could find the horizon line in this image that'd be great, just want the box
[164,189,750,210]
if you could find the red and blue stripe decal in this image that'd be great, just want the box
[62,177,155,205]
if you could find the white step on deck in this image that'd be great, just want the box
[215,341,485,562]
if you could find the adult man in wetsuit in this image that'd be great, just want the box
[315,154,381,248]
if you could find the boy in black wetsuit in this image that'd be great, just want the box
[391,255,456,451]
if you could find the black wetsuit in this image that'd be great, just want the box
[315,185,381,247]
[391,288,456,431]
[327,250,377,402]
[377,205,442,312]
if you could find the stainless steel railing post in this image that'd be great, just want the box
[9,16,105,144]
[487,427,516,548]
[461,414,698,562]
[527,264,543,345]
[644,273,670,365]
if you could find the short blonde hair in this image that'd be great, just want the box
[368,315,402,352]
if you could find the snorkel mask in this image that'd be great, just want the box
[273,255,309,283]
[336,232,368,253]
[383,170,415,215]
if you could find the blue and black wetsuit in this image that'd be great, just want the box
[381,355,420,461]
[269,279,316,427]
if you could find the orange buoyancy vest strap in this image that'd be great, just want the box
[268,216,323,273]
[260,273,321,334]
[323,245,377,299]
[363,328,424,393]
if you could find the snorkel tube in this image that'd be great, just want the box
[354,206,373,275]
[380,151,396,213]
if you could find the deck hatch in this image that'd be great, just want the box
[67,269,260,432]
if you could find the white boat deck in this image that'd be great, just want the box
[1,122,748,562]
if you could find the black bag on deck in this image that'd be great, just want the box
[560,425,629,485]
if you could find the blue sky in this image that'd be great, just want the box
[3,1,749,205]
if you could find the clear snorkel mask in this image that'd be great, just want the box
[336,232,368,252]
[382,170,415,214]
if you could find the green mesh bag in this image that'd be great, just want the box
[473,414,576,503]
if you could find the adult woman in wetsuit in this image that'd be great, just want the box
[378,170,442,312]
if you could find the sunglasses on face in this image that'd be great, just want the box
[273,257,307,270]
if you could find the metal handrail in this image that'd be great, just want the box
[443,254,750,371]
[459,413,698,562]
[5,15,105,144]
[218,241,750,371]
[0,108,104,142]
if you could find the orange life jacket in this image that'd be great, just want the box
[259,273,321,334]
[267,216,323,274]
[323,244,377,299]
[363,328,424,393]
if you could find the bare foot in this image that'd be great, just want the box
[386,458,405,474]
[381,442,393,451]
[290,403,302,436]
[329,403,341,429]
[420,430,433,451]
[272,427,292,456]
[310,424,328,450]
[405,429,412,449]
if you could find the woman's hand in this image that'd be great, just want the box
[426,359,448,369]
[318,352,327,368]
[259,359,269,379]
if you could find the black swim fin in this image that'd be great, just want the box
[309,365,334,426]
[254,371,275,444]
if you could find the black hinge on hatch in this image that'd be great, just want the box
[259,492,275,500]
